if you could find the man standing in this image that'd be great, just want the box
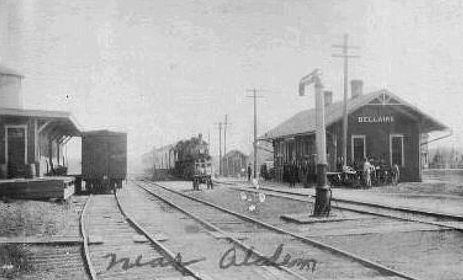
[392,163,400,185]
[247,164,252,181]
[363,158,372,188]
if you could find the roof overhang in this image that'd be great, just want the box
[0,65,24,78]
[0,107,82,137]
[260,89,448,140]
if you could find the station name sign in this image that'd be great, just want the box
[357,115,394,123]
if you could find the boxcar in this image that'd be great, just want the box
[82,130,127,193]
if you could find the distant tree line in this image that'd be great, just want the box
[429,146,463,169]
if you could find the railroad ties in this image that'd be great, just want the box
[84,183,301,279]
[137,181,411,280]
[84,193,192,280]
[0,196,90,280]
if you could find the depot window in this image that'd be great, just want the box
[390,134,404,166]
[351,135,366,163]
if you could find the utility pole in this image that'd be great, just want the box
[332,34,360,166]
[246,89,265,179]
[223,114,230,176]
[218,122,222,176]
[299,69,330,217]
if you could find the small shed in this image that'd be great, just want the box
[222,150,248,177]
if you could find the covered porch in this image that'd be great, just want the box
[0,107,81,199]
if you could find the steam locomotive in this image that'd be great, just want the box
[151,134,213,189]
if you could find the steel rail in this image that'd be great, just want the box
[226,185,463,232]
[256,184,463,221]
[135,182,308,280]
[113,189,204,280]
[79,195,98,280]
[146,180,422,280]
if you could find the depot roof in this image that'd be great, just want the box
[260,89,448,140]
[0,64,23,77]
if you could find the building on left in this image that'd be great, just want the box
[0,64,81,199]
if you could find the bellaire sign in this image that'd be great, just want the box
[357,116,395,123]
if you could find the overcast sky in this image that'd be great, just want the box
[1,0,462,167]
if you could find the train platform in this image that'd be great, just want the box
[0,176,75,200]
[214,177,463,218]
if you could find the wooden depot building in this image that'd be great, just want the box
[0,64,81,199]
[260,80,448,182]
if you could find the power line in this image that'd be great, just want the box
[332,34,360,166]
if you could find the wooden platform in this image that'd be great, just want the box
[0,176,75,200]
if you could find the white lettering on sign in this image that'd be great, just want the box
[357,116,395,123]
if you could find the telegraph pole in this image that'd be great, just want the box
[332,34,360,166]
[215,122,223,176]
[223,114,229,176]
[224,114,228,156]
[246,89,265,179]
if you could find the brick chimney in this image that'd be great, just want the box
[351,80,363,99]
[324,91,333,106]
[0,65,24,109]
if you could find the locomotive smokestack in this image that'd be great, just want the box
[0,65,24,109]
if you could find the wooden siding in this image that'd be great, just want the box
[273,104,424,182]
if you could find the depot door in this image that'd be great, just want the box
[6,126,27,178]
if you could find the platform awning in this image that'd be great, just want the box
[0,107,81,137]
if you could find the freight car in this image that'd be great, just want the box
[82,130,127,193]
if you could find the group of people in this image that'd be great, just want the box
[247,156,400,188]
[360,157,400,188]
[282,159,317,188]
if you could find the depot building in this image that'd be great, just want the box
[0,65,81,179]
[260,80,448,182]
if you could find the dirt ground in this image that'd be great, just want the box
[0,197,84,238]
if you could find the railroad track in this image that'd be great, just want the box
[219,181,463,231]
[138,180,418,280]
[82,183,304,279]
[83,191,198,279]
[120,181,307,279]
[198,180,463,279]
[0,196,91,280]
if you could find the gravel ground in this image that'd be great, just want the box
[249,178,463,216]
[0,244,88,280]
[318,230,463,280]
[0,196,86,237]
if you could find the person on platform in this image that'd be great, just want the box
[336,156,344,172]
[392,163,400,185]
[363,157,372,188]
[247,164,252,181]
[302,159,309,187]
[289,160,298,188]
